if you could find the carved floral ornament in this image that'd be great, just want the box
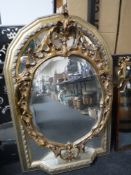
[4,14,112,161]
[118,56,131,91]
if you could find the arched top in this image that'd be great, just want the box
[5,14,112,78]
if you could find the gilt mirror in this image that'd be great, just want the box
[4,11,112,174]
[114,56,131,151]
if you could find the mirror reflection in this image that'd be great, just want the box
[118,64,131,148]
[126,64,131,78]
[30,55,102,143]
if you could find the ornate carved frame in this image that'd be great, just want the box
[4,13,112,173]
[115,56,131,151]
[118,56,131,91]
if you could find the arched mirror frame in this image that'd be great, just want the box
[4,14,112,173]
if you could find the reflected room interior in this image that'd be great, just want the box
[29,55,102,144]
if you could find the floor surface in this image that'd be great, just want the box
[1,151,131,175]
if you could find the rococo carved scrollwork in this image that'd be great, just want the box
[118,56,131,91]
[13,15,112,161]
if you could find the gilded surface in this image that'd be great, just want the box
[118,56,131,91]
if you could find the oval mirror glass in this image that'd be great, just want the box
[29,55,102,143]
